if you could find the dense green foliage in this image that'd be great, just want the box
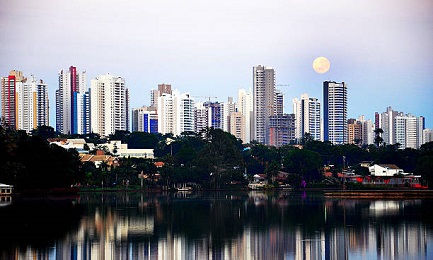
[0,125,84,192]
[2,125,433,190]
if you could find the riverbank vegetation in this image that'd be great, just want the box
[1,124,433,193]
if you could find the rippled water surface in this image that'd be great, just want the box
[1,191,433,259]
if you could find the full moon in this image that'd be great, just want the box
[313,57,330,74]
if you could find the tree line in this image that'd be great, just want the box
[1,124,433,191]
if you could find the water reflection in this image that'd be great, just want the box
[1,191,433,259]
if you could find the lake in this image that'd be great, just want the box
[1,190,433,259]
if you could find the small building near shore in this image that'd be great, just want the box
[369,164,404,177]
[0,183,13,195]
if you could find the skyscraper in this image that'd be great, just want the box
[90,74,129,136]
[395,113,424,149]
[158,91,194,136]
[237,88,253,143]
[150,83,172,109]
[292,93,321,142]
[132,106,158,133]
[253,65,275,144]
[1,70,23,129]
[2,71,48,132]
[375,106,399,146]
[16,75,49,132]
[56,66,89,135]
[323,81,347,144]
[269,114,295,147]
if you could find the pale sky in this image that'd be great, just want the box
[1,0,432,128]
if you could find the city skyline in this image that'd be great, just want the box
[1,0,432,129]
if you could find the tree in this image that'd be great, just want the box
[283,148,323,183]
[31,125,57,140]
[374,128,384,147]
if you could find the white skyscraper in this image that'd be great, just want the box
[395,113,424,149]
[253,65,275,144]
[376,106,399,146]
[158,91,194,136]
[56,66,89,135]
[90,74,129,137]
[358,116,374,145]
[221,97,235,133]
[237,88,253,143]
[293,93,321,141]
[16,75,49,132]
[423,129,433,145]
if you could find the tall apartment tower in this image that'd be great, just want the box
[358,115,374,145]
[16,75,49,132]
[158,91,194,136]
[395,113,424,149]
[347,118,362,144]
[293,93,321,142]
[323,81,347,144]
[375,106,399,146]
[1,70,23,129]
[56,66,90,135]
[221,97,235,133]
[150,83,172,108]
[90,74,129,137]
[237,88,253,143]
[132,106,158,133]
[2,71,49,132]
[194,102,209,133]
[253,65,275,144]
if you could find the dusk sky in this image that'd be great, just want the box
[1,0,432,128]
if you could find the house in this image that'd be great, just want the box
[48,138,95,154]
[369,164,404,177]
[79,154,119,169]
[98,140,154,159]
[0,183,13,195]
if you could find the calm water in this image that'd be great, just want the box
[1,191,433,260]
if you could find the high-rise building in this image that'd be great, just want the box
[132,106,158,133]
[253,65,275,144]
[56,66,90,135]
[158,91,194,136]
[237,88,253,143]
[221,97,235,133]
[2,71,48,132]
[323,81,347,144]
[229,111,244,141]
[194,101,222,133]
[205,101,222,130]
[395,113,424,149]
[16,75,49,132]
[375,106,399,146]
[358,115,374,146]
[90,74,129,136]
[150,83,172,109]
[292,93,321,142]
[423,129,433,145]
[375,107,425,148]
[268,114,295,147]
[194,102,208,133]
[1,70,23,129]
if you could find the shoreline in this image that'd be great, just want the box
[323,189,433,199]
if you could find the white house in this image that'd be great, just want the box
[369,164,404,177]
[100,140,154,159]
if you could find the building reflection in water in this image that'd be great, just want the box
[2,192,432,260]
